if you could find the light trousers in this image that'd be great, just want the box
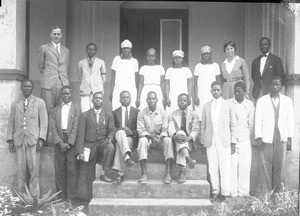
[80,94,93,113]
[206,136,231,196]
[230,139,252,196]
[175,142,190,167]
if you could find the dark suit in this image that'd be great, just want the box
[38,42,70,111]
[251,53,285,100]
[112,106,139,173]
[49,102,81,200]
[76,108,115,200]
[6,95,48,194]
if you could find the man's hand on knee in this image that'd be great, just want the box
[8,141,15,153]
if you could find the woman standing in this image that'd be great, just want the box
[136,48,165,110]
[220,41,250,99]
[110,39,139,110]
[165,50,193,114]
[194,46,221,119]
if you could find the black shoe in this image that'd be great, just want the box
[113,174,124,184]
[178,168,186,184]
[211,194,219,202]
[100,174,112,183]
[186,156,196,169]
[125,158,135,167]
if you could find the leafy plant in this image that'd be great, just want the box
[15,184,61,214]
[47,201,86,216]
[0,186,20,216]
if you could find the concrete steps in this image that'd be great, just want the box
[93,179,210,199]
[89,198,212,216]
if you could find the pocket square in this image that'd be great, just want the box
[269,66,272,68]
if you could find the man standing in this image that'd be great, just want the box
[76,92,115,200]
[251,37,285,101]
[201,81,231,201]
[229,81,255,197]
[137,91,174,184]
[255,76,293,194]
[112,90,139,184]
[49,86,81,201]
[169,93,198,184]
[6,79,48,194]
[38,26,70,112]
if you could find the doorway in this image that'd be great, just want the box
[120,9,188,69]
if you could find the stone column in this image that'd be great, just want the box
[0,0,27,188]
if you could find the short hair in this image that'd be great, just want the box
[259,37,271,46]
[147,91,157,98]
[271,75,283,84]
[120,90,131,97]
[211,81,223,89]
[234,81,246,91]
[21,79,34,87]
[93,91,104,98]
[61,85,72,92]
[177,93,190,102]
[86,42,97,50]
[50,26,62,33]
[223,41,237,52]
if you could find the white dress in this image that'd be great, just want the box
[139,65,165,110]
[111,56,139,110]
[194,62,220,119]
[165,67,192,114]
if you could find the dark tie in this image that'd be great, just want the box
[181,110,187,134]
[125,107,129,127]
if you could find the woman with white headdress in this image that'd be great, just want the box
[165,50,193,114]
[110,39,139,110]
[194,46,221,120]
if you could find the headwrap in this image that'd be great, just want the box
[120,39,132,48]
[172,50,184,58]
[201,46,212,54]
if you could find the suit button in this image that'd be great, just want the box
[24,127,26,129]
[24,117,26,120]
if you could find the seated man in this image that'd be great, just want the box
[137,91,174,184]
[168,93,198,184]
[76,91,115,200]
[112,90,139,184]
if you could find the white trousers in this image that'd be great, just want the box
[206,136,231,196]
[230,139,252,196]
[81,94,93,113]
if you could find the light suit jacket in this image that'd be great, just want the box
[6,95,48,146]
[50,103,81,145]
[255,93,294,143]
[201,98,231,148]
[168,108,199,143]
[38,42,70,89]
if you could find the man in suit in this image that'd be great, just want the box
[169,93,198,184]
[112,90,139,184]
[76,92,115,200]
[137,91,174,184]
[49,85,81,201]
[201,81,231,201]
[6,79,48,194]
[251,37,285,102]
[255,76,293,194]
[38,26,70,112]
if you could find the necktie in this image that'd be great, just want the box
[125,107,129,127]
[96,111,100,124]
[181,110,187,133]
[56,45,60,55]
[24,99,28,112]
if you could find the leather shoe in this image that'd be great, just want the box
[113,174,124,184]
[211,194,219,202]
[178,168,186,184]
[125,158,135,167]
[186,156,196,169]
[100,174,112,183]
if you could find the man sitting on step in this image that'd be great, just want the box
[168,93,198,184]
[137,91,174,184]
[112,90,139,184]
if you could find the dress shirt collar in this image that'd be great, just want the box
[21,94,32,102]
[261,52,269,58]
[146,107,158,115]
[223,55,239,64]
[52,42,60,49]
[94,108,102,115]
[122,105,131,111]
[212,97,222,103]
[62,101,72,106]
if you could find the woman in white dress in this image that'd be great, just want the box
[165,50,193,114]
[110,39,139,111]
[194,46,221,119]
[136,48,165,110]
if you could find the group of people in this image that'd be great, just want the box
[6,26,294,204]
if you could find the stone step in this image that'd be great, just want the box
[92,179,210,199]
[89,198,212,216]
[96,163,207,180]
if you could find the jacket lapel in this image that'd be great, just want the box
[174,110,181,131]
[67,104,74,132]
[59,45,66,62]
[89,109,97,127]
[127,107,135,127]
[186,109,193,133]
[116,107,122,127]
[98,109,106,126]
[48,43,59,58]
[16,99,24,114]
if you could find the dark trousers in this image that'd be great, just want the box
[54,144,78,201]
[76,141,115,200]
[259,127,286,194]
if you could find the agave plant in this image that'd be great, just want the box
[15,184,62,214]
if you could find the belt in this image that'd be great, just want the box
[144,84,160,86]
[224,77,243,82]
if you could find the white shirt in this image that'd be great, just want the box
[94,108,102,123]
[61,102,71,130]
[211,98,222,135]
[52,42,60,54]
[121,105,131,127]
[139,65,165,85]
[260,52,269,75]
[224,56,239,74]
